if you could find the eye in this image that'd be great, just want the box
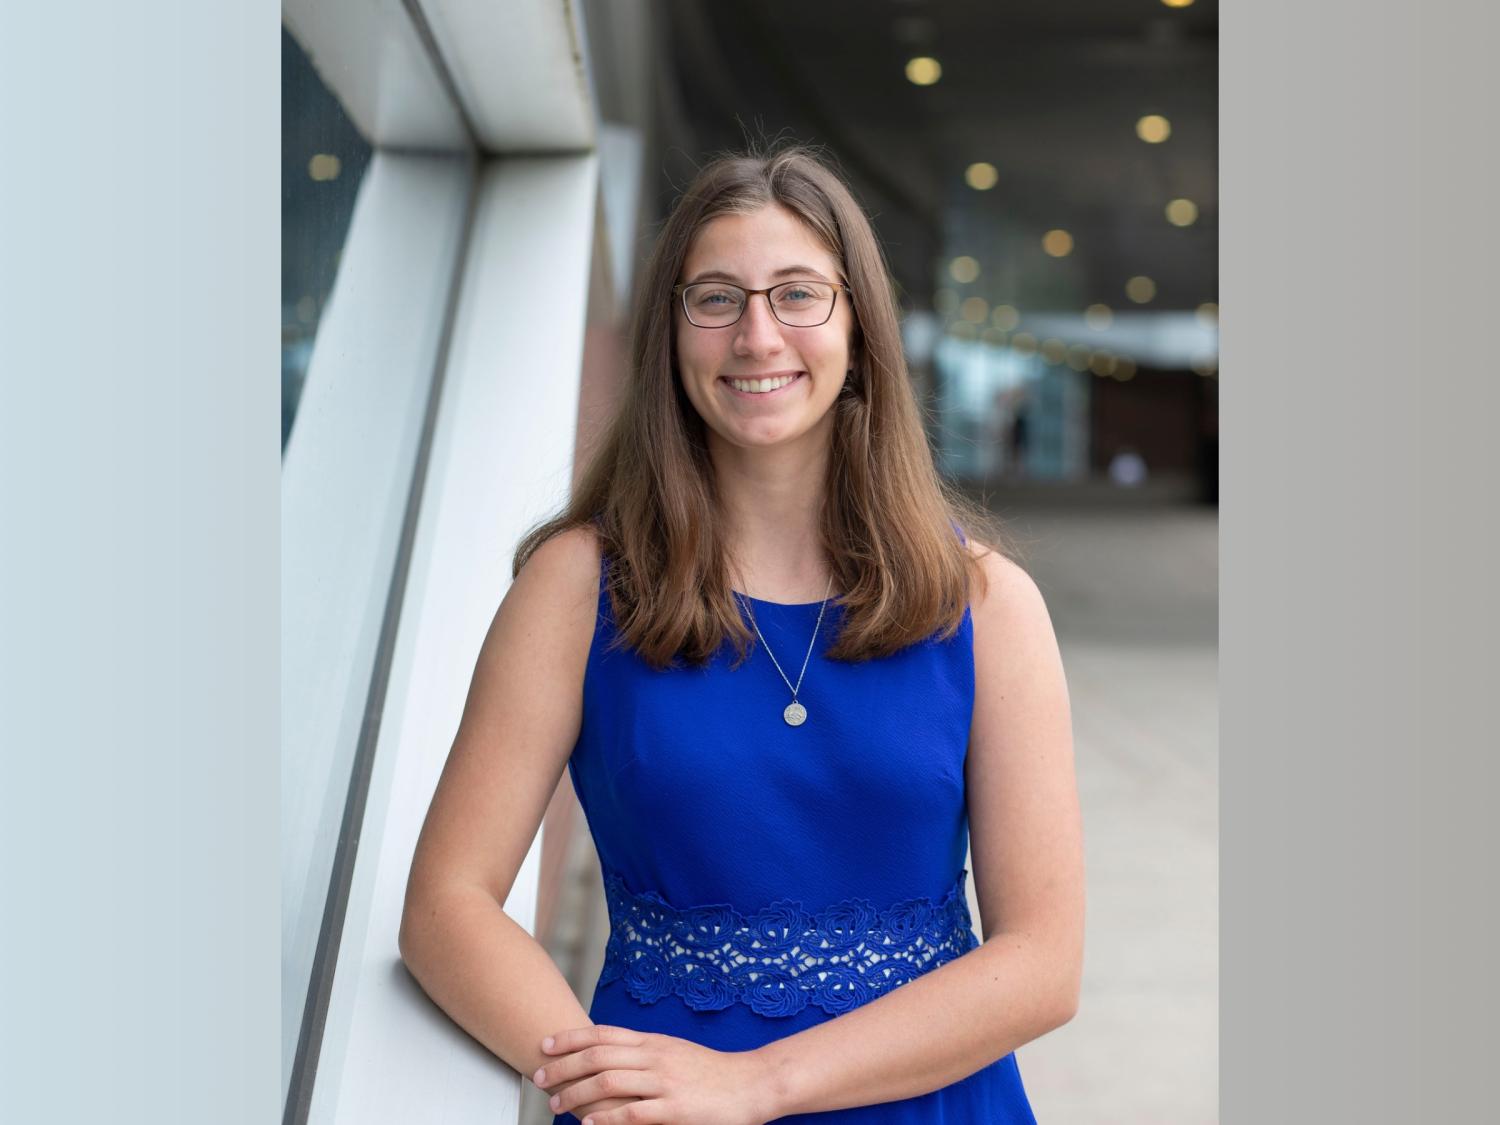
[692,287,741,307]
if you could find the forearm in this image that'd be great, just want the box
[756,933,1076,1117]
[398,882,590,1084]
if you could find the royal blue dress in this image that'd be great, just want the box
[554,551,1038,1122]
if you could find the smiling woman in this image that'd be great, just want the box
[400,141,1083,1125]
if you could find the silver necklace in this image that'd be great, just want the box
[734,575,835,727]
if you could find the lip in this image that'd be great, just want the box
[719,371,806,399]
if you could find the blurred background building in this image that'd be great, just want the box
[281,2,1217,1123]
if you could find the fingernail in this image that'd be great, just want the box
[542,1036,555,1050]
[583,1119,594,1125]
[532,1068,545,1084]
[549,1094,560,1109]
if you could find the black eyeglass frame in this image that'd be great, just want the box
[672,280,853,328]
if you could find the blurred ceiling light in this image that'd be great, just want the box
[308,153,342,181]
[1089,351,1118,376]
[1066,344,1091,371]
[1196,301,1219,326]
[965,162,999,190]
[961,296,989,323]
[1165,198,1199,226]
[1136,114,1172,143]
[991,304,1021,331]
[1011,332,1038,356]
[906,57,942,86]
[1161,0,1196,8]
[948,255,981,284]
[1042,229,1074,257]
[1125,275,1157,303]
[1084,303,1113,330]
[1040,338,1067,364]
[933,288,959,315]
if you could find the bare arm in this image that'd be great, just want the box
[397,525,630,1105]
[755,545,1086,1116]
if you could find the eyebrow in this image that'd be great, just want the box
[684,265,835,285]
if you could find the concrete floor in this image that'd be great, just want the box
[531,504,1218,1124]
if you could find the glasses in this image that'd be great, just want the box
[673,279,851,328]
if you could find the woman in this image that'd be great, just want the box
[399,143,1084,1124]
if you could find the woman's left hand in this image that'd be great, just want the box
[534,1024,776,1125]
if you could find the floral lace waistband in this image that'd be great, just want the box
[598,869,980,1018]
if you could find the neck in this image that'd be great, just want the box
[708,428,832,598]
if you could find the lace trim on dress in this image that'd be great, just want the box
[598,869,981,1018]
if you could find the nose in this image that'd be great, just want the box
[732,291,786,357]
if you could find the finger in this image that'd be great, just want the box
[542,1024,646,1055]
[549,1069,663,1116]
[579,1099,667,1125]
[533,1044,648,1088]
[568,1095,642,1119]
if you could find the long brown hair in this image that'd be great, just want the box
[514,139,1016,671]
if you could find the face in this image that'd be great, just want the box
[673,203,854,453]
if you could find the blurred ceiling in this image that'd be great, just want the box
[657,0,1217,317]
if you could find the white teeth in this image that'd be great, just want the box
[727,374,797,393]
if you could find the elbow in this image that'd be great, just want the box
[1051,987,1080,1030]
[1048,963,1083,1030]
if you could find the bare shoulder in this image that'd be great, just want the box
[501,523,604,642]
[964,539,1050,630]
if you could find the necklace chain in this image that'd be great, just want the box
[735,574,834,703]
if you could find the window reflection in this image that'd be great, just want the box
[281,25,372,454]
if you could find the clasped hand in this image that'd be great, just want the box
[532,1024,775,1124]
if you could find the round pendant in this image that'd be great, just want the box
[783,701,807,726]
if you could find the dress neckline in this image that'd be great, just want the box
[731,589,836,610]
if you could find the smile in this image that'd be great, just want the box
[719,371,806,397]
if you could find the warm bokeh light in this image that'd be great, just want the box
[1196,301,1219,326]
[1116,357,1138,379]
[948,255,981,284]
[1165,198,1199,226]
[948,320,977,339]
[1066,344,1091,371]
[991,304,1020,331]
[1192,357,1219,377]
[1089,351,1118,376]
[965,162,999,190]
[1161,0,1196,8]
[1011,332,1038,356]
[982,326,1009,345]
[1042,229,1074,257]
[933,288,959,316]
[308,153,342,181]
[906,57,942,86]
[960,296,989,323]
[1040,338,1067,364]
[1125,275,1157,303]
[1084,303,1113,330]
[1136,114,1172,143]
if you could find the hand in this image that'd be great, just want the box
[533,1024,775,1125]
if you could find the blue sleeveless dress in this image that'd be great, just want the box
[554,553,1038,1123]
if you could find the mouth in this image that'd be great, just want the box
[718,371,807,398]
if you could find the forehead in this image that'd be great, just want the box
[680,203,842,284]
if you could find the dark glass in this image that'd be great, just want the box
[675,279,849,327]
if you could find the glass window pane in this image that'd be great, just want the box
[281,25,372,454]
